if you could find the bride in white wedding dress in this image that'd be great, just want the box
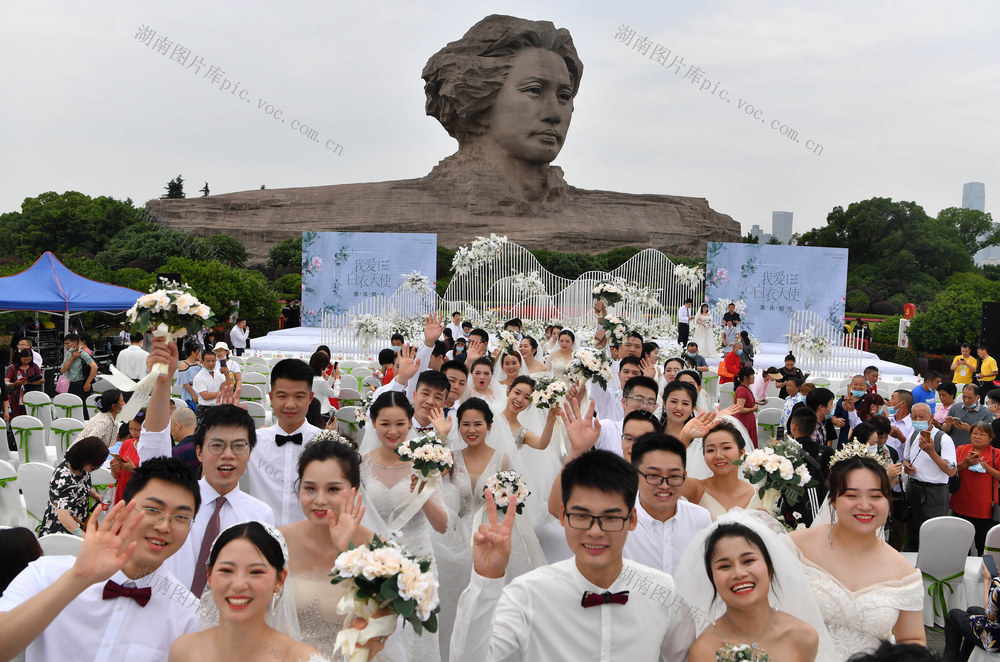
[790,446,924,659]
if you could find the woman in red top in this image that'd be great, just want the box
[718,341,744,386]
[110,415,143,504]
[951,422,1000,555]
[733,366,759,449]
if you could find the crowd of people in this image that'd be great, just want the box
[3,306,1000,660]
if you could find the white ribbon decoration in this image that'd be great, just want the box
[385,472,440,531]
[334,593,398,662]
[117,323,182,424]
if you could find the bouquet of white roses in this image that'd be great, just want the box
[715,642,770,661]
[331,535,439,661]
[623,282,662,310]
[120,278,214,420]
[736,440,815,516]
[497,329,520,356]
[567,348,613,389]
[599,314,630,347]
[396,430,453,479]
[483,470,530,515]
[592,281,624,307]
[400,271,432,296]
[531,377,567,410]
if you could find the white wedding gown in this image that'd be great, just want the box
[799,555,923,660]
[692,313,718,358]
[361,455,444,662]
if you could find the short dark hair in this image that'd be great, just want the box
[183,341,202,357]
[622,409,662,434]
[508,375,535,393]
[789,406,818,438]
[505,317,522,329]
[457,397,494,424]
[123,456,201,515]
[641,342,659,359]
[64,436,110,472]
[924,370,942,382]
[964,383,981,397]
[622,375,658,399]
[431,341,449,359]
[97,389,123,414]
[784,354,795,363]
[461,321,472,330]
[631,433,687,469]
[987,388,1000,404]
[805,387,835,411]
[627,331,643,343]
[684,298,693,304]
[868,414,891,436]
[378,348,397,366]
[618,355,642,372]
[390,333,405,343]
[208,521,283,573]
[961,342,973,350]
[236,317,246,324]
[269,358,313,388]
[369,391,414,422]
[937,382,957,398]
[863,365,879,376]
[703,420,746,452]
[308,350,331,377]
[130,332,144,343]
[296,431,361,489]
[452,310,462,317]
[470,356,494,373]
[560,450,638,512]
[893,390,914,409]
[440,359,469,377]
[193,404,257,450]
[686,341,699,350]
[469,328,490,344]
[849,422,879,445]
[0,527,42,594]
[737,366,755,384]
[828,455,890,503]
[415,370,450,395]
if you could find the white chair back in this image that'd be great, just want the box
[90,378,114,394]
[336,388,362,405]
[0,459,30,528]
[366,361,381,371]
[38,532,84,556]
[10,415,54,466]
[17,461,55,524]
[23,391,53,428]
[984,523,1000,568]
[90,467,115,500]
[351,368,373,381]
[338,374,359,392]
[241,384,264,405]
[51,393,86,422]
[339,360,362,371]
[171,398,187,412]
[764,381,779,399]
[335,407,362,440]
[244,401,267,429]
[267,357,284,368]
[717,382,735,409]
[170,382,183,397]
[85,394,101,418]
[756,408,783,444]
[913,516,975,627]
[50,418,85,463]
[765,396,784,410]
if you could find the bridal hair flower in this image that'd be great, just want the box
[828,439,891,469]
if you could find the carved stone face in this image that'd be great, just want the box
[483,47,574,164]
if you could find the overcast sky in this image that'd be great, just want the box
[3,1,997,243]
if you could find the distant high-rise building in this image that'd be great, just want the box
[771,211,793,244]
[749,224,763,241]
[964,182,986,212]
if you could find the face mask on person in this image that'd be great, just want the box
[851,389,867,398]
[686,351,696,357]
[912,421,930,432]
[736,349,743,356]
[392,346,401,353]
[825,410,833,420]
[883,405,897,417]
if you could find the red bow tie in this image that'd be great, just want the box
[103,580,152,607]
[581,590,629,608]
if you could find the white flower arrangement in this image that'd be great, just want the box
[787,326,831,361]
[599,314,630,347]
[356,388,377,423]
[715,642,770,661]
[623,282,662,310]
[592,281,625,307]
[673,264,705,290]
[736,439,817,522]
[531,377,567,410]
[396,430,454,479]
[511,270,546,297]
[497,329,520,356]
[400,271,432,296]
[350,314,386,343]
[567,348,613,389]
[483,470,530,515]
[657,342,687,361]
[451,234,508,276]
[331,534,440,657]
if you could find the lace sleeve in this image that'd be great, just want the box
[513,426,528,449]
[891,569,926,612]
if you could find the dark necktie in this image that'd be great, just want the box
[191,495,227,594]
[103,580,152,607]
[443,406,451,418]
[581,590,629,608]
[275,433,303,446]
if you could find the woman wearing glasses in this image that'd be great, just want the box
[38,436,109,535]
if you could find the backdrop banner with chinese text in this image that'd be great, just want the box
[705,242,848,343]
[300,231,437,327]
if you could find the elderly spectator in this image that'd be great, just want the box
[837,374,884,447]
[684,342,710,373]
[718,341,743,386]
[775,354,805,399]
[38,436,109,536]
[951,422,1000,555]
[884,389,914,458]
[942,384,993,447]
[933,382,958,428]
[114,331,149,381]
[779,377,805,429]
[902,402,957,552]
[213,341,242,395]
[952,342,978,385]
[910,370,942,415]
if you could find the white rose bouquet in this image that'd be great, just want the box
[567,348,613,389]
[497,330,520,356]
[592,281,624,307]
[736,440,816,521]
[396,431,453,479]
[531,377,567,410]
[331,535,439,661]
[483,470,530,515]
[715,642,770,661]
[599,314,630,347]
[451,234,508,276]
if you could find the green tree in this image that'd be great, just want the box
[0,191,144,259]
[95,222,201,269]
[198,234,248,268]
[162,175,185,199]
[273,273,301,297]
[200,182,210,197]
[267,236,302,273]
[157,257,281,324]
[766,236,782,245]
[845,290,870,312]
[742,232,759,244]
[907,273,1000,354]
[936,207,999,256]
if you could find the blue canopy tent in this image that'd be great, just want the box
[0,252,142,334]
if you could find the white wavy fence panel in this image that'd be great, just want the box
[786,310,865,378]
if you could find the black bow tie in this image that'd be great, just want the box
[103,580,151,607]
[416,426,435,433]
[275,433,303,447]
[581,590,629,608]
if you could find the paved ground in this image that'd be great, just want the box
[926,626,945,655]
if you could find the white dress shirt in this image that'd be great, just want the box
[312,375,341,415]
[596,419,624,457]
[192,367,226,405]
[450,558,695,661]
[115,345,150,381]
[136,426,276,589]
[246,421,321,526]
[678,305,690,324]
[0,556,198,662]
[591,381,624,422]
[31,349,43,369]
[446,322,466,340]
[903,429,957,484]
[229,325,250,349]
[623,500,712,576]
[889,414,914,458]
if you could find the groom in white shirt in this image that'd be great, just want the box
[451,448,695,661]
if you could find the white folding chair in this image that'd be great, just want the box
[764,381,779,399]
[51,393,85,422]
[17,461,55,525]
[337,374,359,392]
[90,377,114,394]
[905,516,975,627]
[335,406,362,440]
[339,360,362,372]
[10,415,55,466]
[969,648,999,661]
[241,384,264,406]
[765,396,784,410]
[23,391,53,429]
[336,388,362,406]
[85,394,101,419]
[267,357,284,368]
[38,532,84,556]
[50,418,85,463]
[0,460,30,528]
[717,382,735,409]
[244,401,267,429]
[757,408,782,445]
[170,382,183,397]
[351,368,373,381]
[171,397,187,412]
[90,467,115,508]
[366,361,381,371]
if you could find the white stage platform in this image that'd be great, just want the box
[249,329,916,380]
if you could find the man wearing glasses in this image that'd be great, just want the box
[624,434,711,576]
[137,337,275,593]
[594,375,659,457]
